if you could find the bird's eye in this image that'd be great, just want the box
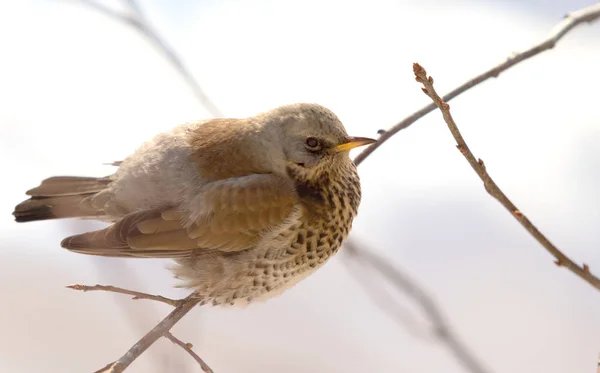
[305,137,320,150]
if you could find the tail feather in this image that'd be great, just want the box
[25,176,111,197]
[13,176,112,223]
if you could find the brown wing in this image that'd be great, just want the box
[61,174,299,258]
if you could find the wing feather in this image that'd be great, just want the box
[61,174,300,258]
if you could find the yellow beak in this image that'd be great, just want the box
[333,136,377,152]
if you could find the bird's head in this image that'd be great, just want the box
[261,103,376,182]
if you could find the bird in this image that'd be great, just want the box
[13,103,376,306]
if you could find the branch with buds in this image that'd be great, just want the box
[354,2,600,166]
[411,62,600,291]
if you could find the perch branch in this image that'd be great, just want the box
[86,260,175,371]
[344,240,493,373]
[76,0,223,117]
[94,293,203,372]
[67,284,180,307]
[165,332,214,373]
[413,62,600,292]
[354,2,600,166]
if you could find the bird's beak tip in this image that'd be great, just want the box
[334,136,377,152]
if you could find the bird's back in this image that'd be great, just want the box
[104,124,206,216]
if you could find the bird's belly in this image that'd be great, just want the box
[170,222,345,307]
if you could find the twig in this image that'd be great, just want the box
[93,362,117,373]
[413,63,600,292]
[67,284,180,307]
[123,0,143,19]
[353,3,600,166]
[87,260,175,371]
[76,0,223,117]
[70,282,209,372]
[165,332,214,373]
[344,240,493,373]
[95,293,202,373]
[341,253,433,339]
[75,0,135,26]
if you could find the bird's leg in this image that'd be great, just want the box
[66,284,181,307]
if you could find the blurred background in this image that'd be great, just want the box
[1,0,599,372]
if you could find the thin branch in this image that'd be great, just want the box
[413,63,600,292]
[76,0,223,117]
[75,0,138,26]
[70,282,209,372]
[342,254,433,339]
[344,240,493,373]
[93,362,117,373]
[67,284,180,307]
[95,293,202,373]
[353,2,600,166]
[87,260,176,372]
[123,0,144,20]
[165,332,214,373]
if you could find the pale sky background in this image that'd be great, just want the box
[0,1,599,373]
